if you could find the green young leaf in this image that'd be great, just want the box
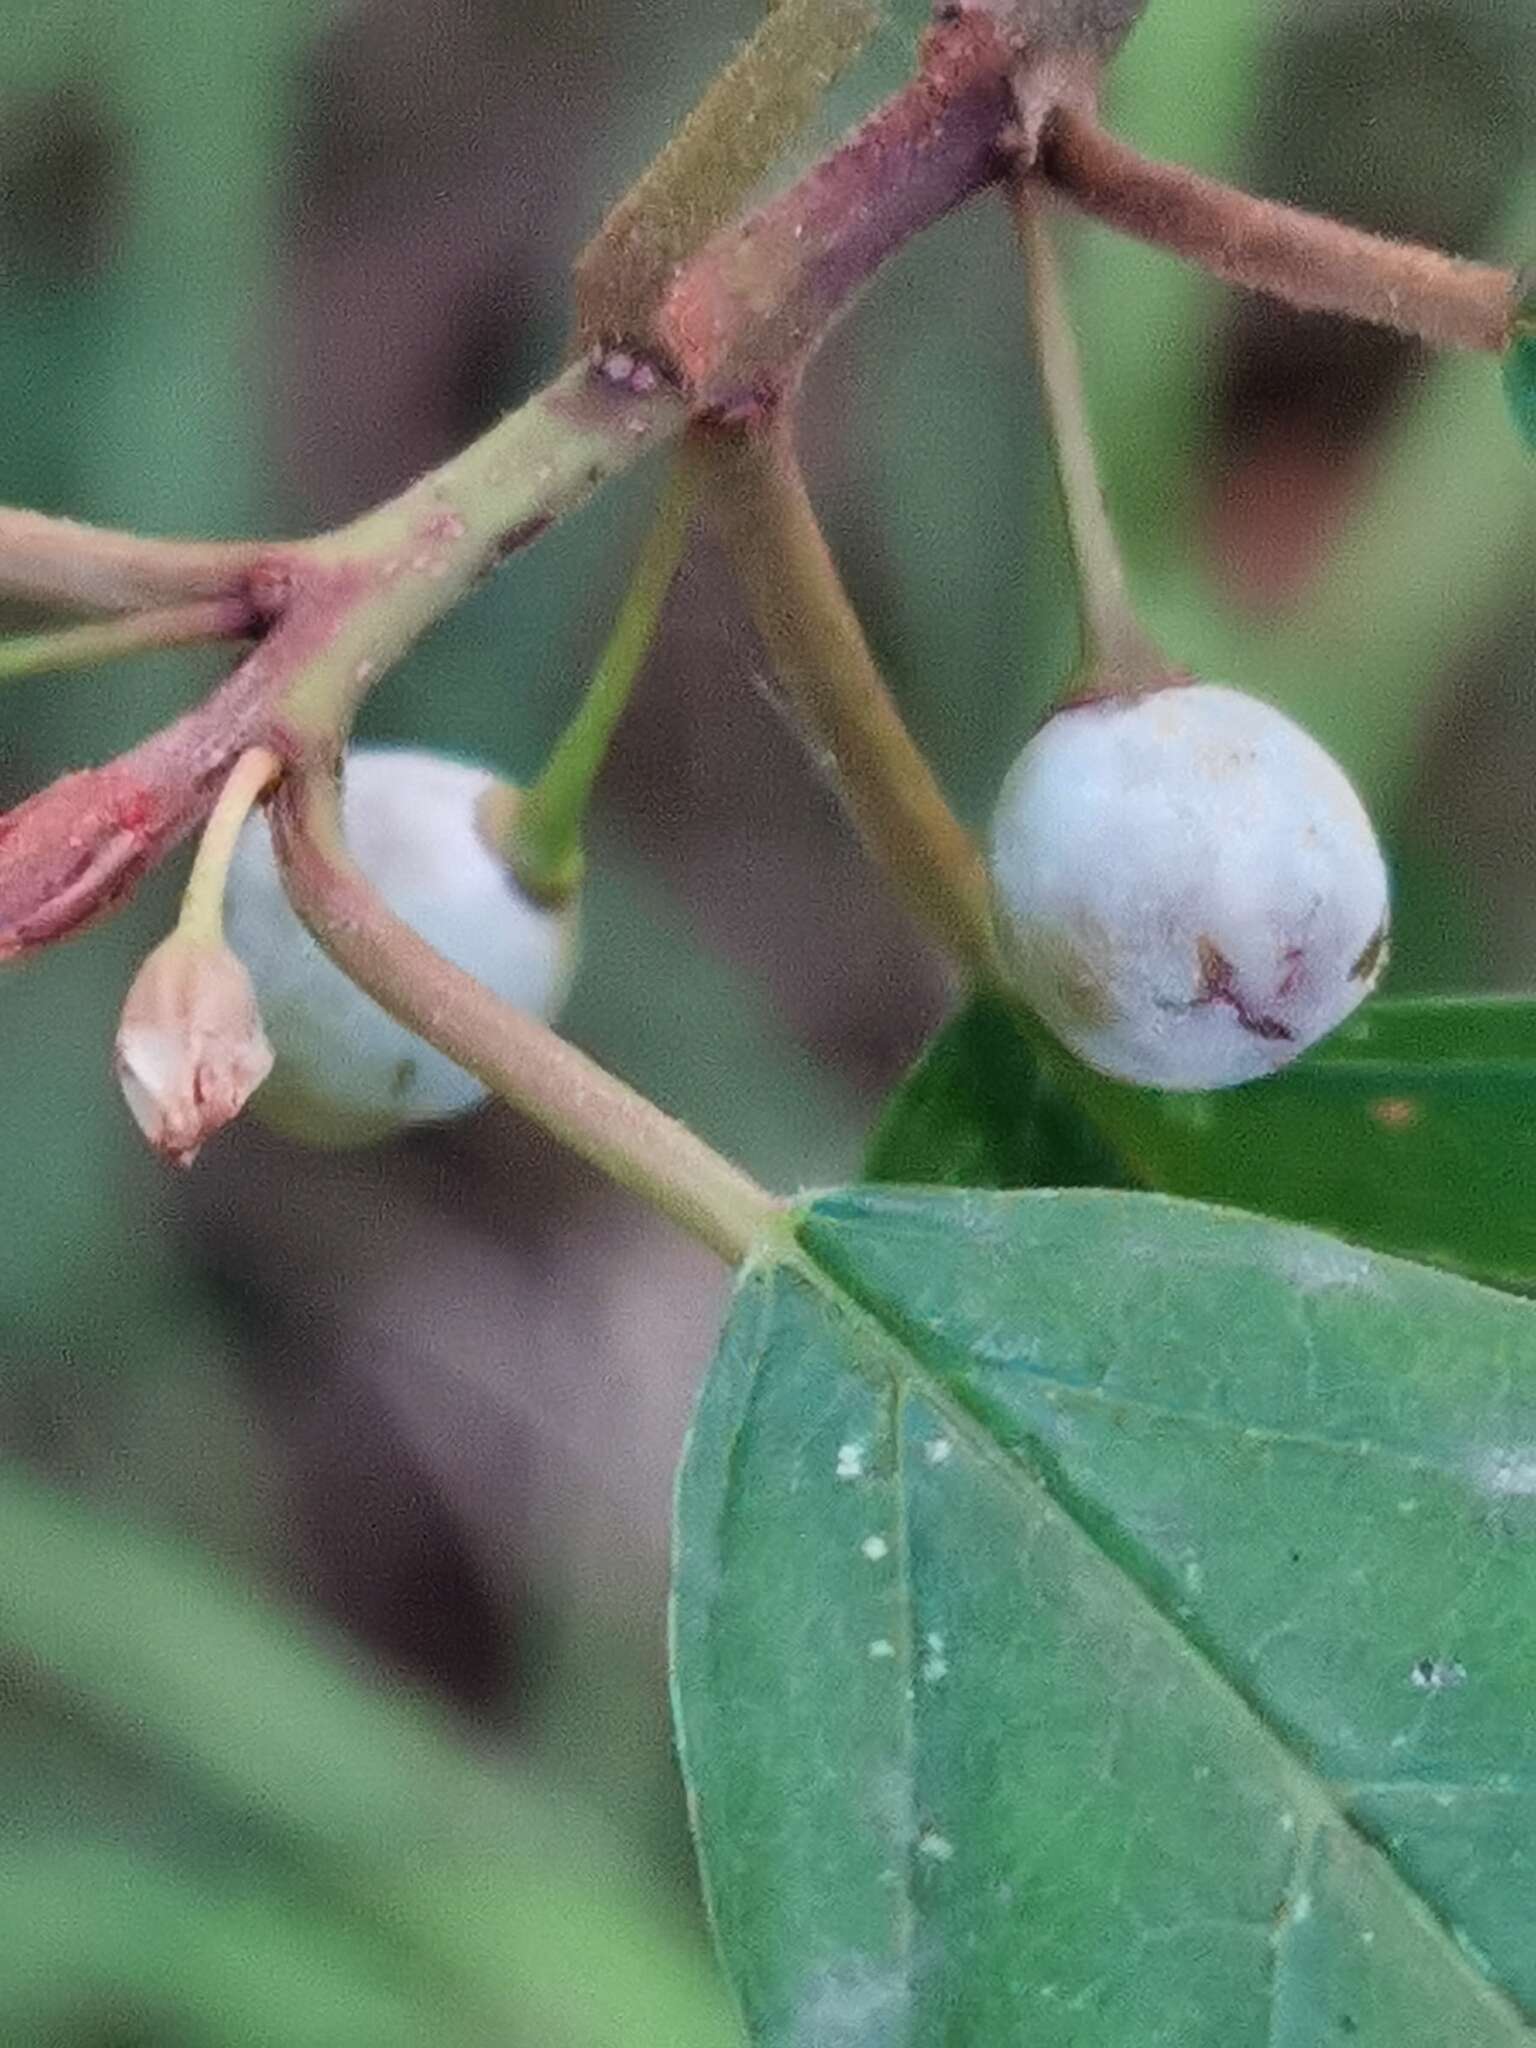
[674,1188,1536,2045]
[864,992,1131,1189]
[1503,284,1536,450]
[872,995,1536,1290]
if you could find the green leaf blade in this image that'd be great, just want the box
[864,993,1131,1191]
[872,995,1536,1288]
[1090,997,1536,1289]
[1504,291,1536,451]
[674,1188,1536,2044]
[673,1259,916,2046]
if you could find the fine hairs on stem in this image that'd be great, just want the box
[1041,106,1517,354]
[1010,180,1162,688]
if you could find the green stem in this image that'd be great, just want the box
[276,363,688,746]
[0,597,255,683]
[1011,182,1162,684]
[695,412,1140,1178]
[503,459,698,904]
[693,418,1004,986]
[175,746,280,944]
[271,766,782,1267]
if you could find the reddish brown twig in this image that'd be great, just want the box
[660,12,1019,413]
[2,20,1525,966]
[1041,106,1518,353]
[0,24,1023,963]
[0,572,352,960]
[0,362,676,959]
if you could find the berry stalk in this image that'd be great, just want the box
[176,747,282,945]
[1011,182,1162,689]
[500,459,697,907]
[693,417,1003,986]
[0,598,258,686]
[1042,107,1518,354]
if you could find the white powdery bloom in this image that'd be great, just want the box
[225,747,575,1144]
[989,683,1389,1091]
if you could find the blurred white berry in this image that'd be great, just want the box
[225,746,575,1144]
[989,683,1389,1090]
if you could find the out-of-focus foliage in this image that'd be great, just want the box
[1506,286,1536,449]
[2,0,1535,2039]
[0,1468,733,2045]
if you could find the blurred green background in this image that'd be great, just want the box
[1,0,1534,2038]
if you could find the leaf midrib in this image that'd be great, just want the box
[780,1233,1536,2040]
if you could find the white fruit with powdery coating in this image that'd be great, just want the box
[989,683,1390,1090]
[225,746,573,1144]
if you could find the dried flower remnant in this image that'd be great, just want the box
[115,931,274,1167]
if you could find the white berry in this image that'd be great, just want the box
[225,746,575,1144]
[988,683,1389,1090]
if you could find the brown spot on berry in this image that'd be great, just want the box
[1350,921,1388,984]
[1275,945,1306,1001]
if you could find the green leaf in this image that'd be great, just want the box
[873,995,1536,1290]
[674,1187,1536,2045]
[1503,286,1536,450]
[1079,996,1536,1291]
[864,993,1130,1190]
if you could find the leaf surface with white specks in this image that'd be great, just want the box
[672,1188,1536,2045]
